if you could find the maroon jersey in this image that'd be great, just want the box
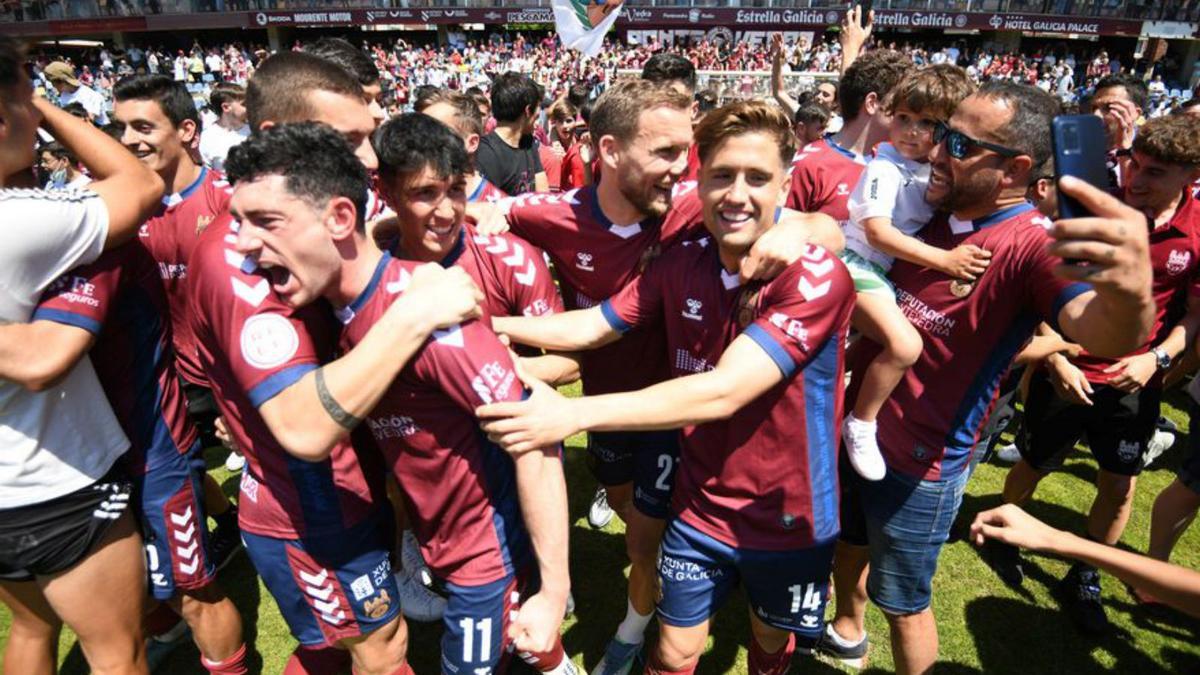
[785,136,868,224]
[34,244,197,474]
[856,202,1090,481]
[339,254,532,585]
[138,167,232,387]
[1071,190,1200,385]
[187,215,382,539]
[468,176,508,204]
[603,241,854,549]
[506,185,702,395]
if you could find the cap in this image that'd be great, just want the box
[43,61,78,87]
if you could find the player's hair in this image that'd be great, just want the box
[0,36,25,91]
[416,89,484,138]
[411,84,442,111]
[794,98,832,127]
[886,64,975,122]
[1094,72,1149,112]
[225,122,369,230]
[490,72,541,123]
[567,82,592,108]
[590,79,691,146]
[209,81,245,114]
[694,100,796,169]
[839,49,913,121]
[113,74,200,130]
[245,52,363,130]
[977,80,1060,176]
[303,37,380,87]
[40,140,78,164]
[695,89,719,114]
[641,52,696,94]
[547,98,577,124]
[1133,114,1200,168]
[374,112,470,188]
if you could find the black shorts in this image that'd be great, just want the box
[837,452,869,547]
[586,430,680,519]
[1179,398,1200,494]
[1020,370,1160,477]
[0,466,133,581]
[181,380,219,449]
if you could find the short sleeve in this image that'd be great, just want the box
[785,163,812,212]
[743,246,854,377]
[530,141,545,174]
[848,158,903,224]
[511,239,565,317]
[1021,227,1092,332]
[0,189,110,314]
[413,320,525,410]
[32,247,127,335]
[600,254,670,334]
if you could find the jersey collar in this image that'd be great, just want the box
[467,177,486,203]
[589,186,644,239]
[948,201,1035,234]
[336,251,392,324]
[438,228,467,267]
[824,134,865,164]
[164,167,207,207]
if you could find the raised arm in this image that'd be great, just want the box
[770,33,799,118]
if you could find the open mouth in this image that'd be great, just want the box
[717,209,755,230]
[428,220,455,237]
[263,264,297,295]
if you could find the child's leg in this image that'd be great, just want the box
[850,292,924,423]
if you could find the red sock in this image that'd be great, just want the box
[202,643,249,675]
[747,633,795,675]
[644,653,697,675]
[518,638,567,672]
[283,645,351,675]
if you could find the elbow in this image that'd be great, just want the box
[273,427,337,463]
[19,359,73,392]
[138,171,167,217]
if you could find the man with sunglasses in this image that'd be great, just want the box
[833,81,1155,675]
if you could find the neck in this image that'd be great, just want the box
[331,237,384,307]
[717,243,746,275]
[1147,189,1186,229]
[831,115,873,156]
[953,190,1026,222]
[494,121,525,146]
[164,157,202,196]
[595,175,645,226]
[466,171,483,197]
[218,114,243,131]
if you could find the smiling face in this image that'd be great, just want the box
[611,105,693,219]
[699,131,789,260]
[926,94,1017,214]
[114,98,194,177]
[384,165,468,262]
[1124,150,1198,214]
[231,173,349,308]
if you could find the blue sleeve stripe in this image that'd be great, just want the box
[600,300,633,334]
[32,308,101,335]
[1048,282,1093,333]
[247,363,318,408]
[744,324,797,377]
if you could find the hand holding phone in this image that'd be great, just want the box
[1052,114,1110,220]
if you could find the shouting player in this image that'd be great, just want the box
[477,100,854,674]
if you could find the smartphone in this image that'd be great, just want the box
[1052,114,1110,220]
[859,0,873,16]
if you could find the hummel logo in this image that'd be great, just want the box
[682,298,703,321]
[576,252,595,271]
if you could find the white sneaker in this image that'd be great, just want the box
[842,415,886,481]
[1143,430,1176,469]
[394,569,446,622]
[993,443,1022,464]
[223,451,245,472]
[588,486,614,529]
[400,530,433,588]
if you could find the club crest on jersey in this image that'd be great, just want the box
[576,251,595,272]
[363,589,391,620]
[949,279,974,298]
[682,298,703,321]
[1167,250,1191,275]
[239,314,300,370]
[196,214,214,235]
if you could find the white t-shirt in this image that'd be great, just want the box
[844,142,934,270]
[0,188,129,508]
[59,85,109,126]
[199,122,250,173]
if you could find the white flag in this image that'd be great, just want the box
[553,0,623,58]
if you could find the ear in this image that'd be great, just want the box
[862,91,880,117]
[178,118,198,144]
[258,120,275,132]
[464,132,480,156]
[1002,154,1034,190]
[598,134,621,172]
[326,196,360,241]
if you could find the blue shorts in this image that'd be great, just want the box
[242,510,400,647]
[441,570,540,673]
[860,466,970,615]
[656,519,835,645]
[136,445,216,601]
[587,430,680,518]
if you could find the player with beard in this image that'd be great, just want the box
[476,101,854,675]
[227,120,578,675]
[187,52,481,675]
[833,81,1155,674]
[487,79,842,675]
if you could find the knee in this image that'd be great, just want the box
[652,633,703,671]
[889,327,923,368]
[1098,473,1136,503]
[8,613,62,642]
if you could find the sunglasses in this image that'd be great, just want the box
[933,122,1024,160]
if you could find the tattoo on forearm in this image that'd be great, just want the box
[315,367,361,431]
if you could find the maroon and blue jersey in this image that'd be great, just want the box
[138,167,233,387]
[187,214,383,539]
[468,177,508,204]
[506,185,702,396]
[603,241,855,550]
[861,202,1090,481]
[338,254,533,586]
[34,243,198,475]
[785,136,869,224]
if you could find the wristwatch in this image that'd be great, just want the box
[1152,346,1172,370]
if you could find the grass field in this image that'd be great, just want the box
[5,386,1200,674]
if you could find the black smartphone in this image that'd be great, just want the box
[859,0,873,17]
[1052,114,1110,219]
